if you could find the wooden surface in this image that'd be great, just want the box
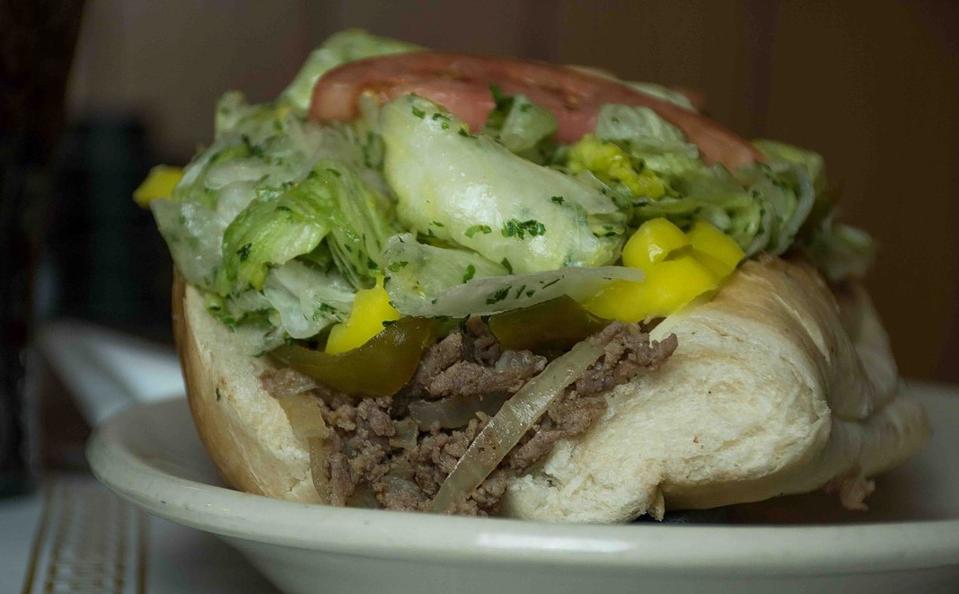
[67,0,959,380]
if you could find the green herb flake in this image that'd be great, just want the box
[551,195,565,205]
[462,264,476,283]
[501,258,513,274]
[486,286,511,305]
[464,224,493,238]
[501,218,546,239]
[387,261,408,272]
[411,105,426,119]
[541,278,560,289]
[236,243,252,262]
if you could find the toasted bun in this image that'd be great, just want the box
[174,275,323,503]
[174,258,929,521]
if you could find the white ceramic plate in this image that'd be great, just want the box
[87,382,959,594]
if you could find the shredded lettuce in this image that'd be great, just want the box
[218,161,394,294]
[801,217,875,282]
[627,82,697,112]
[382,234,506,312]
[595,104,698,159]
[217,178,330,293]
[154,97,371,288]
[281,30,420,113]
[263,261,355,339]
[483,86,558,163]
[568,105,825,258]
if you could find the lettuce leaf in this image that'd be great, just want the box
[627,82,697,112]
[263,260,355,339]
[801,217,875,282]
[595,104,698,159]
[483,87,558,163]
[218,160,395,294]
[381,95,625,274]
[383,234,642,317]
[383,233,506,311]
[281,30,420,113]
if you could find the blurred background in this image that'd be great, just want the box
[61,0,959,380]
[2,0,958,486]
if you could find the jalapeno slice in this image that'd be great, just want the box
[488,296,609,353]
[270,317,437,396]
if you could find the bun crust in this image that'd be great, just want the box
[173,258,929,521]
[174,274,326,503]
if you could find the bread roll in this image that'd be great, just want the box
[173,257,929,521]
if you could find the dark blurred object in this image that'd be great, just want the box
[46,114,173,342]
[0,0,85,496]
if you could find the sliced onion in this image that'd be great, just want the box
[277,392,331,500]
[389,418,420,451]
[408,393,509,431]
[308,436,329,498]
[429,340,605,513]
[346,482,379,509]
[276,393,330,440]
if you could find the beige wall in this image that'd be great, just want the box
[68,0,959,381]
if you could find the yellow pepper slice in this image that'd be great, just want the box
[638,254,719,316]
[686,220,745,277]
[582,280,648,323]
[585,218,743,323]
[325,276,401,354]
[585,255,718,322]
[567,134,666,199]
[133,165,183,207]
[622,217,689,270]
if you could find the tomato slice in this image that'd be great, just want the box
[310,52,761,170]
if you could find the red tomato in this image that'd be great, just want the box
[310,52,761,171]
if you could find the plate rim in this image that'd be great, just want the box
[87,385,959,576]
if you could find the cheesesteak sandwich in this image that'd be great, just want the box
[139,31,929,521]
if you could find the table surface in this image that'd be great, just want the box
[1,474,280,594]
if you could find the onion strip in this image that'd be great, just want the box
[429,339,605,513]
[276,393,330,440]
[308,437,329,498]
[274,392,331,499]
[408,393,509,430]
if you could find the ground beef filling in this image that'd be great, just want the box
[260,320,677,515]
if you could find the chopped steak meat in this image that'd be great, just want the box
[408,331,466,396]
[574,322,678,395]
[260,319,677,515]
[465,315,501,365]
[426,349,546,398]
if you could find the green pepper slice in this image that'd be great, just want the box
[488,296,609,353]
[269,317,437,396]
